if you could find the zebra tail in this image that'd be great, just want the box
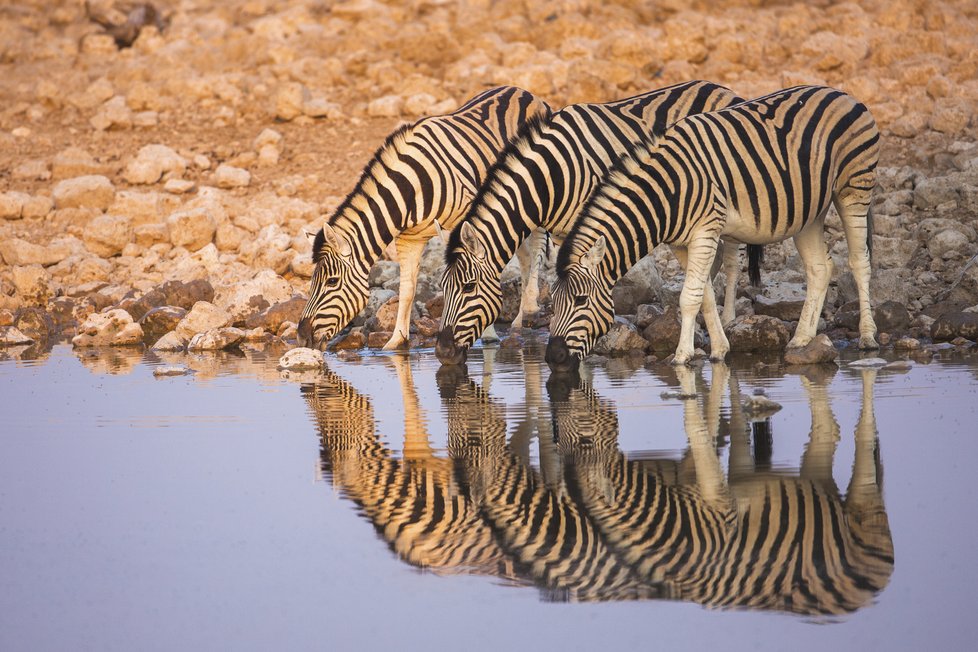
[747,244,764,287]
[867,206,874,263]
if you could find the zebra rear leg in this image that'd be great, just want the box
[835,196,878,349]
[384,236,428,350]
[720,240,740,327]
[787,217,833,349]
[511,229,545,330]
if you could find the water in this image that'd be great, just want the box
[2,337,978,651]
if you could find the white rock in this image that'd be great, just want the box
[0,326,34,347]
[72,309,144,347]
[52,175,115,210]
[151,331,188,351]
[404,93,437,116]
[274,82,309,121]
[187,327,245,351]
[90,95,133,131]
[253,128,283,150]
[278,347,325,370]
[153,366,190,377]
[163,178,197,194]
[214,164,251,189]
[167,206,217,251]
[175,301,231,338]
[303,97,342,119]
[367,95,403,117]
[84,214,133,257]
[848,357,889,368]
[257,144,280,166]
[213,269,293,323]
[124,144,189,185]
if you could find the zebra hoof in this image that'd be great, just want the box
[859,334,880,350]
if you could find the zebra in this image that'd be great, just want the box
[297,86,551,351]
[435,80,755,366]
[546,85,880,371]
[551,363,893,616]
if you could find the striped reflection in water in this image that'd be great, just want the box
[304,356,892,613]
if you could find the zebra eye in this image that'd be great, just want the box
[325,277,340,287]
[574,295,588,307]
[462,281,477,293]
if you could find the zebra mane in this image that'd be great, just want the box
[311,122,416,261]
[555,132,663,280]
[444,111,555,266]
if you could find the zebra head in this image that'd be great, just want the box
[297,224,370,350]
[546,236,613,373]
[436,222,501,365]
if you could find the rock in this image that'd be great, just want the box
[635,303,664,329]
[374,297,401,332]
[874,300,911,333]
[52,175,115,210]
[83,214,132,257]
[161,279,215,309]
[175,301,231,338]
[425,294,444,320]
[614,255,665,313]
[153,366,190,377]
[303,97,342,119]
[848,357,888,368]
[139,306,187,341]
[0,191,28,219]
[931,312,978,341]
[914,177,959,210]
[413,316,440,337]
[277,347,325,371]
[642,306,704,352]
[254,128,283,150]
[883,360,914,372]
[164,178,196,194]
[214,164,251,189]
[167,206,217,251]
[784,334,838,365]
[753,282,808,321]
[929,230,971,259]
[593,319,649,356]
[0,326,34,346]
[11,265,57,304]
[366,331,391,347]
[893,336,921,350]
[213,270,293,324]
[726,315,791,352]
[90,95,133,131]
[742,394,783,417]
[124,144,188,184]
[368,260,400,287]
[367,95,403,117]
[0,309,12,327]
[332,329,366,350]
[187,327,245,351]
[151,331,188,351]
[51,147,105,179]
[244,297,305,332]
[0,238,74,267]
[72,309,144,346]
[274,82,309,121]
[13,307,55,341]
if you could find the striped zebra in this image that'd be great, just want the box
[297,86,551,351]
[551,364,894,616]
[546,85,880,371]
[436,80,751,365]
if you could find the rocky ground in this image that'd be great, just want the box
[1,0,978,363]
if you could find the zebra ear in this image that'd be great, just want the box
[433,220,450,246]
[460,222,487,260]
[322,223,353,258]
[581,236,606,272]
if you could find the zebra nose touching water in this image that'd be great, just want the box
[547,85,881,371]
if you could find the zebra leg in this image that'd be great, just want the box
[835,198,879,350]
[673,234,723,366]
[720,240,739,326]
[672,243,729,363]
[511,229,545,330]
[788,219,833,349]
[384,236,428,350]
[798,372,841,486]
[675,365,730,509]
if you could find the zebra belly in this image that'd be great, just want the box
[720,203,815,245]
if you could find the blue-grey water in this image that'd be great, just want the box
[2,337,978,651]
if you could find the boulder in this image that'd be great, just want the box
[753,282,808,321]
[726,315,791,352]
[874,300,911,333]
[413,316,440,337]
[635,303,664,329]
[151,331,188,351]
[913,177,959,210]
[13,307,56,341]
[72,309,144,346]
[213,270,293,324]
[0,238,74,267]
[245,297,306,332]
[425,294,444,320]
[642,306,704,352]
[784,334,838,365]
[175,301,231,338]
[352,288,397,326]
[139,306,187,341]
[277,347,324,371]
[161,279,215,309]
[368,260,400,287]
[592,319,648,356]
[187,327,245,351]
[374,297,400,332]
[0,326,34,347]
[931,312,978,342]
[52,175,115,210]
[367,331,392,348]
[332,329,366,350]
[11,265,58,304]
[84,214,133,257]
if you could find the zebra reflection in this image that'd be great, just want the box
[549,364,893,616]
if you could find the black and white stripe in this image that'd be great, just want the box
[437,81,747,364]
[547,85,880,369]
[298,86,551,351]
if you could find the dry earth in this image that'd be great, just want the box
[1,0,978,357]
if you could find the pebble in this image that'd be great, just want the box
[848,357,889,368]
[277,347,325,370]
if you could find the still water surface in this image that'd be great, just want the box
[2,337,978,651]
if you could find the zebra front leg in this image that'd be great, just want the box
[673,234,721,365]
[384,236,428,350]
[672,242,729,363]
[836,197,879,349]
[511,229,545,330]
[788,218,833,349]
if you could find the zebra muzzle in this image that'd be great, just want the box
[545,336,581,373]
[435,326,468,365]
